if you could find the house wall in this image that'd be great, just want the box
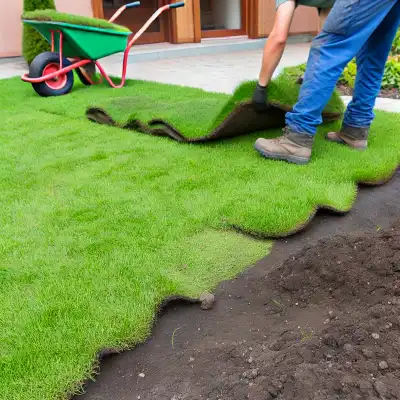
[0,0,321,57]
[258,0,319,37]
[291,5,319,35]
[0,1,24,57]
[0,0,93,58]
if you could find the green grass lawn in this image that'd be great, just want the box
[0,69,399,400]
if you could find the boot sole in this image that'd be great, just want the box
[254,145,310,165]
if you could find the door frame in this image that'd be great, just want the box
[91,0,172,45]
[247,0,259,39]
[197,0,248,39]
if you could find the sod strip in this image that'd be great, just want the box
[85,66,345,142]
[22,9,131,32]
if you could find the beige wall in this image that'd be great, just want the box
[0,0,93,58]
[0,1,24,57]
[291,5,319,34]
[258,0,319,37]
[56,0,93,16]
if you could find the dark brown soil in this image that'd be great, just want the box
[337,84,400,100]
[74,173,400,400]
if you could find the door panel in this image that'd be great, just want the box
[200,0,247,38]
[102,0,167,43]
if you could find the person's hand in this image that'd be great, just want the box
[252,83,269,111]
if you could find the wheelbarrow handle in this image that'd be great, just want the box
[127,2,186,48]
[108,1,141,23]
[169,1,185,8]
[126,1,141,8]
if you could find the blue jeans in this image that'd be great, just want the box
[286,0,400,136]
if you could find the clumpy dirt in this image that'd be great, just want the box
[75,175,400,400]
[337,84,400,100]
[253,226,400,400]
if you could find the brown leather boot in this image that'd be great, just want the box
[326,123,369,150]
[254,127,314,165]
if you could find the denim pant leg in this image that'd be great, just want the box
[344,2,400,128]
[285,0,399,136]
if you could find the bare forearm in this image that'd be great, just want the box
[257,1,295,87]
[252,1,295,108]
[258,38,287,86]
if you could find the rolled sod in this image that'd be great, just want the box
[86,66,345,142]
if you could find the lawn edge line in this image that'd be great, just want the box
[227,167,399,240]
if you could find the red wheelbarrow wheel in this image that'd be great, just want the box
[29,52,74,97]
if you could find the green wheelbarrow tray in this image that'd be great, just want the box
[23,20,132,60]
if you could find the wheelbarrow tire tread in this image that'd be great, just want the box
[29,52,74,97]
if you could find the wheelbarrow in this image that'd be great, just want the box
[21,1,185,97]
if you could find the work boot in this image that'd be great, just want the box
[326,123,369,150]
[254,127,314,165]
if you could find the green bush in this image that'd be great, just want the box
[339,30,400,91]
[382,56,400,89]
[392,29,400,55]
[22,0,56,65]
[339,59,357,89]
[339,57,400,91]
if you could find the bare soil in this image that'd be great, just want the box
[75,172,400,400]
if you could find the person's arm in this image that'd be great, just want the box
[258,1,296,86]
[253,1,296,108]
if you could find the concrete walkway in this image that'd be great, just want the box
[0,42,312,92]
[341,96,400,113]
[1,42,400,112]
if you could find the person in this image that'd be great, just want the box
[252,0,335,110]
[254,0,400,165]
